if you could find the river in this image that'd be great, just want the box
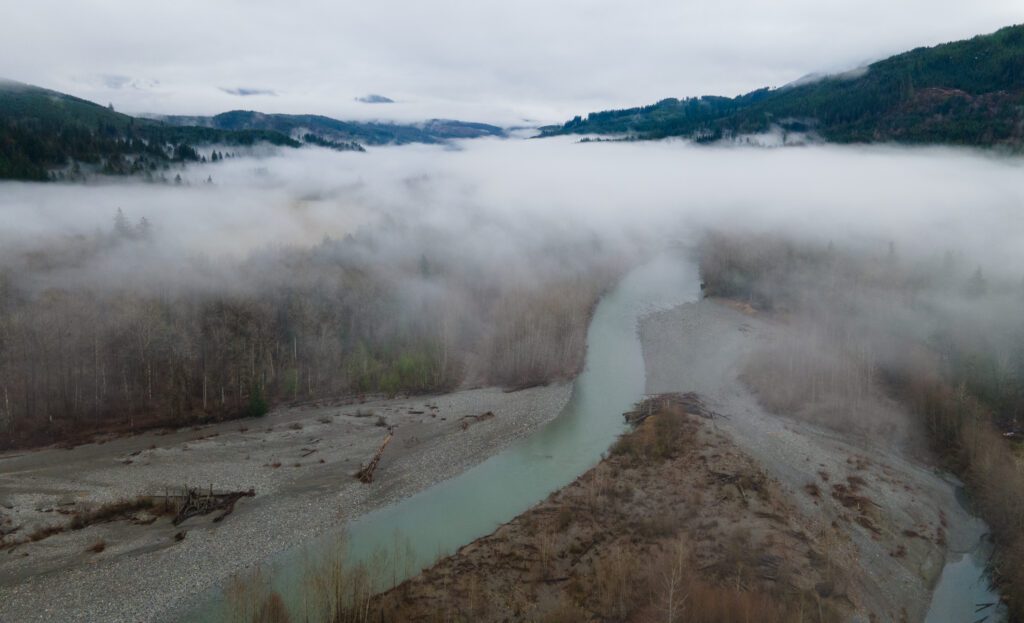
[925,484,1006,622]
[187,253,702,621]
[187,251,1004,622]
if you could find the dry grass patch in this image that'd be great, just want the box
[221,396,850,622]
[68,496,173,530]
[282,397,853,622]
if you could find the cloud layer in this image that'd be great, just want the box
[1,1,1020,124]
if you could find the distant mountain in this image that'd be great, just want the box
[0,80,304,181]
[157,110,506,145]
[355,94,394,104]
[540,24,1024,148]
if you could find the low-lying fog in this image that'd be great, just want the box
[3,137,1023,288]
[2,135,1024,448]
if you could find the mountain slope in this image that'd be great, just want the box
[0,80,507,180]
[158,110,506,145]
[540,24,1024,147]
[0,80,302,181]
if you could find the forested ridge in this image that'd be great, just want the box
[541,24,1024,147]
[159,111,506,145]
[0,80,306,181]
[0,78,504,181]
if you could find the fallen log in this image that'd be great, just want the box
[356,429,393,484]
[460,411,495,431]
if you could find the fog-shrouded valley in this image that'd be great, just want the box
[2,4,1024,623]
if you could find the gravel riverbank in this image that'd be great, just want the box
[640,299,988,622]
[0,384,571,623]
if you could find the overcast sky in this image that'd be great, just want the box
[1,1,1020,125]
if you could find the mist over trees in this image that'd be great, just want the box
[0,207,624,448]
[4,134,1024,458]
[699,231,1024,433]
[698,231,1024,617]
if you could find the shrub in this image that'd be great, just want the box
[247,387,269,418]
[86,540,106,554]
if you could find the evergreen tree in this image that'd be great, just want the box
[247,385,269,417]
[965,267,988,297]
[113,208,130,237]
[136,217,152,240]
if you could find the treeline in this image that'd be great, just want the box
[541,24,1024,148]
[300,134,365,152]
[698,231,1024,619]
[161,111,506,146]
[0,215,619,448]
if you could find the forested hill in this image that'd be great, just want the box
[539,24,1024,147]
[0,80,305,181]
[0,81,504,182]
[157,111,506,145]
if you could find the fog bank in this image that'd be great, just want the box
[2,137,1023,289]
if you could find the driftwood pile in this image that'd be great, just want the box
[355,428,393,484]
[161,486,255,525]
[623,392,719,426]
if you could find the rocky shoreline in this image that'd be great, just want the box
[640,299,988,621]
[0,384,571,623]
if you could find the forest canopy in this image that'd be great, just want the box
[540,24,1024,147]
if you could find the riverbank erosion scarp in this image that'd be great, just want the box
[0,384,571,623]
[641,298,989,621]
